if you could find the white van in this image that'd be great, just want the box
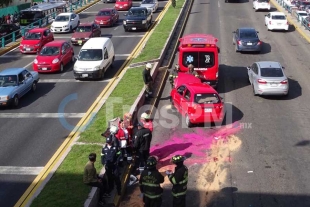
[73,37,115,80]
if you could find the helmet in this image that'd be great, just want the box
[146,156,157,168]
[109,125,119,134]
[146,63,152,69]
[141,112,150,120]
[188,64,194,70]
[106,135,113,144]
[171,155,186,164]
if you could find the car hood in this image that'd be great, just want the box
[72,32,92,38]
[74,60,102,71]
[95,16,111,21]
[52,21,70,27]
[126,16,147,20]
[36,55,60,63]
[21,39,41,45]
[0,87,15,96]
[140,3,155,7]
[174,73,201,88]
[116,2,128,5]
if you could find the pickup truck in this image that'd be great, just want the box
[123,7,152,32]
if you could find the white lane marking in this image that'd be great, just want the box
[61,72,67,77]
[24,61,34,69]
[0,113,85,118]
[114,26,119,30]
[39,78,112,83]
[0,166,44,175]
[109,35,144,37]
[54,35,145,38]
[0,55,35,59]
[81,11,99,14]
[1,46,19,56]
[116,54,130,56]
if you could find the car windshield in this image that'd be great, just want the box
[128,9,146,16]
[141,0,154,4]
[24,32,41,40]
[182,52,215,68]
[97,11,111,16]
[240,31,257,38]
[40,46,60,56]
[55,15,70,22]
[260,67,284,77]
[78,49,102,61]
[258,0,269,2]
[194,93,220,104]
[272,15,286,20]
[76,26,92,32]
[299,12,308,16]
[0,75,18,87]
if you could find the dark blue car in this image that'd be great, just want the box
[233,27,262,53]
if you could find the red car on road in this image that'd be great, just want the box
[115,0,132,11]
[20,28,54,54]
[170,73,225,127]
[33,40,74,73]
[71,22,101,46]
[94,8,119,27]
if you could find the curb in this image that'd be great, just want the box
[270,0,310,43]
[0,0,100,57]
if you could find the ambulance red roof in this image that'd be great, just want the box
[180,34,218,45]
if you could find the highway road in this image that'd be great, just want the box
[122,0,310,206]
[0,1,168,207]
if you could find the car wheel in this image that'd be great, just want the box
[100,69,105,80]
[60,63,64,73]
[31,82,37,92]
[185,114,193,128]
[13,95,19,107]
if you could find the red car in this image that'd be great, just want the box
[71,23,101,46]
[20,28,54,54]
[170,73,225,127]
[115,0,132,11]
[94,8,119,27]
[33,40,74,73]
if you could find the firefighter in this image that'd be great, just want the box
[168,64,180,88]
[134,123,152,172]
[140,111,153,132]
[166,155,188,207]
[101,136,122,196]
[143,63,154,98]
[187,64,199,78]
[139,156,164,207]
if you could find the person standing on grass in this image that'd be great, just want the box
[83,153,109,206]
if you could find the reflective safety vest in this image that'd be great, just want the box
[139,169,164,199]
[168,165,188,197]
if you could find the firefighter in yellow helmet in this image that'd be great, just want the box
[166,155,188,207]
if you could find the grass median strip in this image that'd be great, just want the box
[30,0,185,206]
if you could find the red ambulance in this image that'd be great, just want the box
[178,33,220,88]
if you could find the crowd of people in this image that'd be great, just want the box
[1,11,19,25]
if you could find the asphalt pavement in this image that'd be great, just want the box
[122,0,310,206]
[0,1,168,207]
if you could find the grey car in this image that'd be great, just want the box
[247,61,289,96]
[233,27,262,53]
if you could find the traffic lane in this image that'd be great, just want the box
[0,174,35,207]
[215,1,310,205]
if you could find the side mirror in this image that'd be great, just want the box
[247,66,251,70]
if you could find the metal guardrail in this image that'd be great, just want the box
[276,0,310,31]
[0,0,93,48]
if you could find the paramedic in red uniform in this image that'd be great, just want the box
[140,111,153,132]
[115,119,133,162]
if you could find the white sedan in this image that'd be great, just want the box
[140,0,158,13]
[296,10,308,22]
[51,13,80,33]
[253,0,271,11]
[265,12,289,31]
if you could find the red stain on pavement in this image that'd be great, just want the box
[150,123,241,168]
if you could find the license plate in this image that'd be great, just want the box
[78,40,82,44]
[270,83,277,87]
[42,67,47,70]
[205,108,212,112]
[100,21,103,24]
[26,48,31,51]
[132,27,136,30]
[247,43,252,45]
[82,74,88,77]
[120,6,123,8]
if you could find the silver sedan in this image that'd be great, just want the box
[247,61,289,96]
